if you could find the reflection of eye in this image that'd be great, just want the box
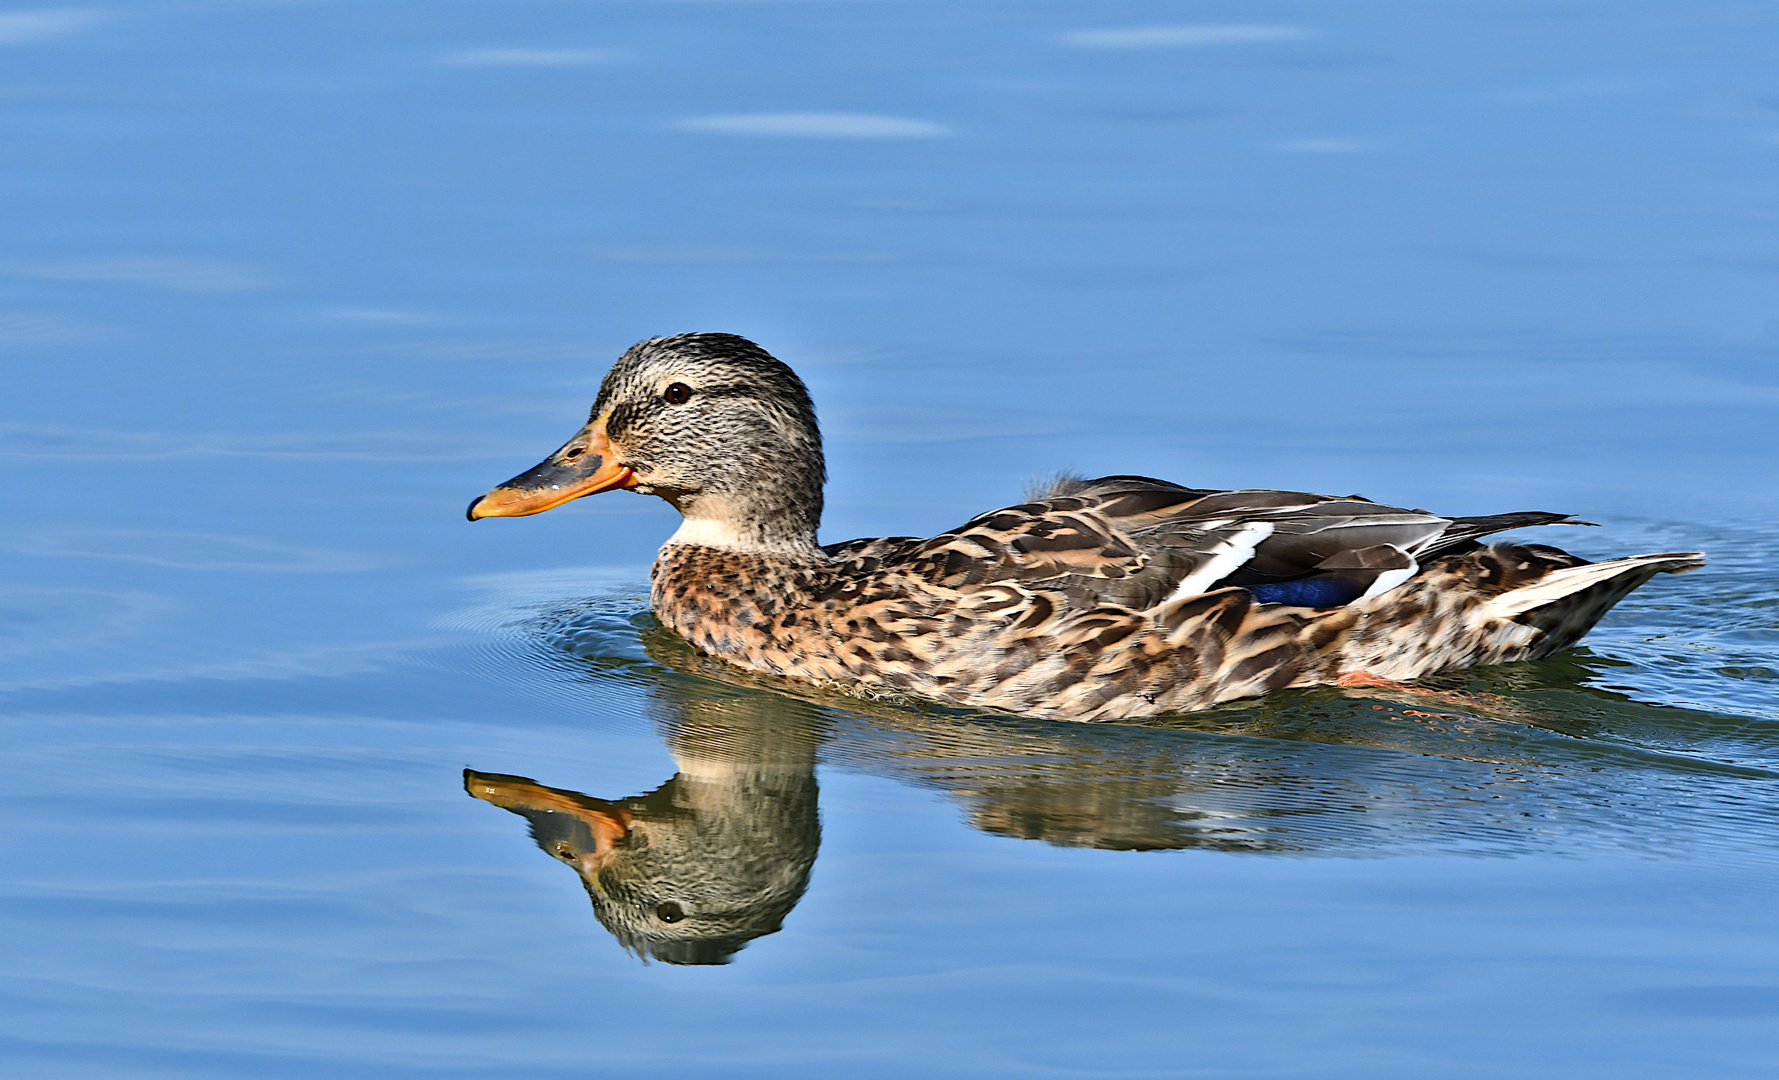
[663,382,693,405]
[656,901,686,923]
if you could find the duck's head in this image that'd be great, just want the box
[467,333,826,553]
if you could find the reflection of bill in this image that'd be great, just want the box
[465,691,821,966]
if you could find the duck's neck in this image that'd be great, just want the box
[660,486,825,559]
[664,518,822,557]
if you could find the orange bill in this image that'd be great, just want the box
[467,414,635,520]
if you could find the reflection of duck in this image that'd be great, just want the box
[465,691,821,965]
[469,333,1705,720]
[465,608,1775,964]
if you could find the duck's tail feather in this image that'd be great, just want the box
[1483,551,1707,619]
[1424,511,1595,558]
[1483,550,1706,657]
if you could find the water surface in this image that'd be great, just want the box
[3,2,1778,1076]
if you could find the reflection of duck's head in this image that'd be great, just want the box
[466,700,821,964]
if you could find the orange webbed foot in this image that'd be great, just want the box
[1336,670,1416,692]
[1334,671,1512,723]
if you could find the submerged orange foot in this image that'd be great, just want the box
[1335,670,1493,722]
[1336,671,1417,692]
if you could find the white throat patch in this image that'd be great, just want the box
[666,518,751,550]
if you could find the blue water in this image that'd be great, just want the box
[3,2,1778,1076]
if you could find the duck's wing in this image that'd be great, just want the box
[886,475,1589,612]
[823,535,927,569]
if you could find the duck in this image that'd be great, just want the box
[468,332,1705,722]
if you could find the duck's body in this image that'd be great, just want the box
[649,478,1700,720]
[471,334,1704,721]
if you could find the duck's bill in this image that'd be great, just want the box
[467,417,636,520]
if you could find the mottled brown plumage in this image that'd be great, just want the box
[471,333,1706,721]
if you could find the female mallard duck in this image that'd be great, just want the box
[469,333,1704,721]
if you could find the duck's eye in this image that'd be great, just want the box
[663,382,693,405]
[656,901,686,923]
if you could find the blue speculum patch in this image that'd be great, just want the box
[1248,576,1366,608]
